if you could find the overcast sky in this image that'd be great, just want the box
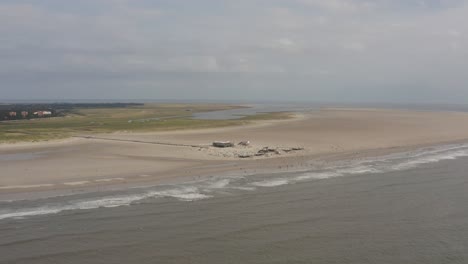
[1,0,467,103]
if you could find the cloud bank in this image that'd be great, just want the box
[1,0,467,102]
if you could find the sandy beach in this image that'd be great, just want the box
[3,108,468,196]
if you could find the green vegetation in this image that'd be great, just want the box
[0,104,293,143]
[241,112,292,121]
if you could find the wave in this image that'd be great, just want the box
[0,186,210,220]
[148,186,212,201]
[389,149,468,171]
[2,143,468,221]
[251,179,289,187]
[240,143,468,189]
[0,184,55,190]
[63,181,91,186]
[205,179,231,189]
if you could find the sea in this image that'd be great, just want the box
[1,103,468,263]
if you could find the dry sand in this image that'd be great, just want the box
[3,108,468,196]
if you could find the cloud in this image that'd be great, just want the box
[297,0,377,13]
[269,38,302,53]
[166,56,220,72]
[1,0,468,102]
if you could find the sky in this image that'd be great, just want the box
[0,0,467,103]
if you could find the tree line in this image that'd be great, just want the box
[0,103,143,121]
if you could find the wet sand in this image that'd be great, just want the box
[3,108,468,196]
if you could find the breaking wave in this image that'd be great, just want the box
[251,179,290,187]
[2,143,468,221]
[0,186,210,220]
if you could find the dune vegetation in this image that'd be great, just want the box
[0,104,292,143]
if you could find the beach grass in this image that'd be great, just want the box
[0,104,292,143]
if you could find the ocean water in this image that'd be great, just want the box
[191,103,318,120]
[1,143,468,263]
[191,102,468,120]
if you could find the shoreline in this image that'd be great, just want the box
[3,108,468,200]
[2,138,468,202]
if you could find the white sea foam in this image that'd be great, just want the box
[0,194,149,220]
[295,172,342,181]
[0,184,55,190]
[94,178,125,182]
[229,186,257,191]
[0,186,211,220]
[0,207,63,220]
[338,165,381,175]
[293,166,379,181]
[251,179,290,187]
[160,192,211,201]
[206,179,231,189]
[73,195,147,209]
[390,149,468,171]
[148,186,212,201]
[63,181,91,186]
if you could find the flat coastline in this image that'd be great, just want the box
[3,108,468,199]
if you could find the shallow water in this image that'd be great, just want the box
[191,103,318,120]
[1,143,468,263]
[192,102,468,120]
